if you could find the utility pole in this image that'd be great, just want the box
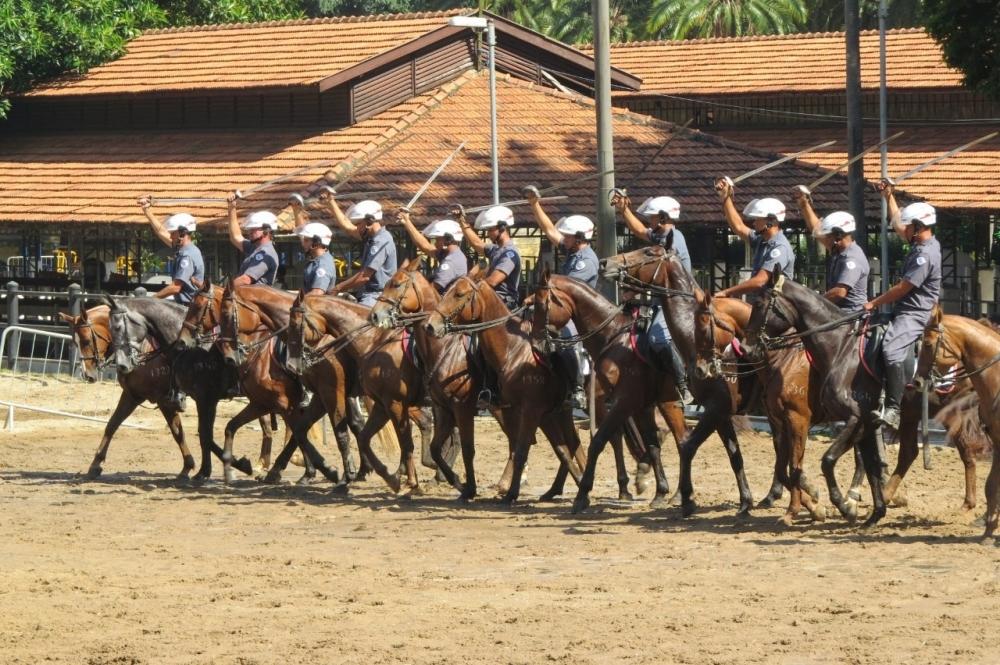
[592,0,616,263]
[878,0,890,295]
[845,0,867,252]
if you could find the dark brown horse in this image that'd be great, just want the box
[425,274,586,505]
[915,307,1000,540]
[527,273,685,511]
[600,244,758,517]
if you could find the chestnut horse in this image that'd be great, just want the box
[425,274,586,505]
[915,307,1000,539]
[528,273,685,510]
[600,244,757,517]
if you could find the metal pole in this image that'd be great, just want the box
[5,281,18,370]
[878,0,890,299]
[845,0,867,253]
[486,21,500,206]
[68,283,82,373]
[592,0,618,301]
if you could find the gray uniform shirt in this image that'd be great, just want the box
[239,239,279,286]
[749,229,795,276]
[485,239,522,306]
[359,227,397,295]
[646,226,692,274]
[171,243,204,305]
[302,252,336,294]
[826,241,870,312]
[433,245,467,294]
[561,244,599,288]
[896,235,942,315]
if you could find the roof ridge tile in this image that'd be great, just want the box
[142,9,470,36]
[585,26,926,49]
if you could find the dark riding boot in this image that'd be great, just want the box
[657,344,694,406]
[875,362,906,430]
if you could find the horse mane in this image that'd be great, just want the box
[547,274,626,322]
[780,276,844,319]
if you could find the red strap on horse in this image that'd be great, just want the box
[858,318,877,379]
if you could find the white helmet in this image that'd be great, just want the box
[346,199,382,222]
[244,210,278,230]
[637,196,681,221]
[817,211,856,236]
[474,205,514,230]
[165,213,196,234]
[900,201,936,227]
[555,215,594,240]
[743,197,786,223]
[423,219,462,241]
[297,222,333,247]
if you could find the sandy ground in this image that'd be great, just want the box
[1,373,999,665]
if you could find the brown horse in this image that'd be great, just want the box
[915,307,1000,540]
[425,274,586,505]
[370,262,502,501]
[528,273,685,510]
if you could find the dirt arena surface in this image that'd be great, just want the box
[2,374,998,665]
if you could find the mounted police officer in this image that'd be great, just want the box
[227,193,280,287]
[612,190,694,405]
[793,186,870,312]
[320,194,397,307]
[456,205,523,309]
[714,176,795,301]
[524,185,599,410]
[138,196,206,411]
[863,181,942,430]
[396,210,468,294]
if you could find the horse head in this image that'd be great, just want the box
[370,261,429,330]
[742,269,795,361]
[286,293,330,376]
[529,271,574,357]
[599,244,669,286]
[177,276,217,350]
[218,281,242,367]
[60,305,110,383]
[105,296,145,375]
[913,304,951,392]
[425,275,482,339]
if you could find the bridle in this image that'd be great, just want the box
[109,306,159,372]
[921,322,1000,386]
[374,270,430,328]
[287,300,372,373]
[74,318,114,370]
[536,283,626,352]
[182,287,221,344]
[607,249,697,300]
[755,280,867,351]
[220,290,286,367]
[437,276,526,334]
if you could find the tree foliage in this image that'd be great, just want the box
[923,0,999,99]
[646,0,808,40]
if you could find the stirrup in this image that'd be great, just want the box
[476,389,493,411]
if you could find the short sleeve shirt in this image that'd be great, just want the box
[359,227,397,295]
[826,241,870,312]
[749,230,795,277]
[647,226,692,275]
[239,240,279,286]
[172,243,204,305]
[561,245,599,288]
[433,245,468,294]
[302,252,336,294]
[896,235,942,314]
[485,239,522,306]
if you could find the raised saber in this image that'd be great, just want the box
[399,141,467,212]
[806,131,905,191]
[535,169,616,197]
[463,195,568,215]
[152,196,228,205]
[288,188,399,207]
[615,118,695,198]
[732,139,837,184]
[892,131,999,184]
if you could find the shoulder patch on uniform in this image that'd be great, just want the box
[575,260,586,271]
[846,260,856,270]
[439,263,451,271]
[770,248,781,258]
[316,268,326,277]
[253,252,263,261]
[916,256,927,266]
[179,258,189,268]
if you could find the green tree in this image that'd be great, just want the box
[646,0,808,39]
[805,0,923,32]
[923,0,1000,99]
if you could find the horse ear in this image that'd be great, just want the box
[101,293,117,310]
[468,263,484,280]
[58,312,76,324]
[79,306,89,321]
[411,255,426,272]
[541,266,551,285]
[931,304,943,327]
[292,291,303,307]
[201,275,212,292]
[702,289,712,307]
[399,257,411,272]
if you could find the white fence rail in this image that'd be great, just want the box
[0,325,78,376]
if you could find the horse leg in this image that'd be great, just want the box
[657,401,686,504]
[263,399,339,484]
[500,416,536,505]
[396,409,420,492]
[610,429,633,502]
[86,391,141,479]
[624,416,653,496]
[820,421,862,522]
[633,407,671,510]
[715,418,754,518]
[955,436,978,513]
[160,405,195,481]
[538,413,582,501]
[356,403,401,493]
[292,420,323,485]
[223,404,268,484]
[884,404,918,508]
[571,405,629,513]
[428,406,464,496]
[348,398,373,480]
[758,413,786,509]
[787,411,824,523]
[332,415,359,481]
[677,414,718,517]
[860,423,888,528]
[456,407,478,501]
[256,415,274,475]
[982,443,1000,540]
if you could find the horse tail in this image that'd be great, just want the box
[731,414,754,435]
[936,391,992,456]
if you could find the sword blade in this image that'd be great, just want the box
[241,160,337,198]
[623,118,694,191]
[404,141,467,210]
[536,169,616,196]
[153,197,228,204]
[807,132,905,191]
[895,131,999,183]
[464,195,568,215]
[732,139,837,184]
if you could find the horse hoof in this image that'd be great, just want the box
[223,469,237,485]
[634,467,653,496]
[811,506,827,523]
[861,509,885,529]
[387,477,402,494]
[330,482,350,496]
[777,513,795,527]
[681,500,697,518]
[86,467,102,480]
[649,495,670,510]
[843,499,859,524]
[571,496,589,514]
[457,490,476,504]
[539,490,561,502]
[756,496,776,509]
[618,491,634,502]
[259,471,282,485]
[296,474,317,486]
[407,483,425,497]
[736,506,753,520]
[175,472,191,484]
[233,457,254,476]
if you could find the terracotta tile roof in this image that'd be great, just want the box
[714,126,1000,210]
[0,88,444,225]
[288,72,893,228]
[26,10,470,97]
[582,28,963,95]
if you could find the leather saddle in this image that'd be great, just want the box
[860,314,916,380]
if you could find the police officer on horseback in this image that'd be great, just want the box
[320,194,397,307]
[456,205,523,309]
[793,186,870,312]
[863,181,942,430]
[293,198,337,296]
[396,210,468,294]
[227,194,280,287]
[524,185,599,410]
[138,196,206,411]
[714,177,795,301]
[611,190,695,405]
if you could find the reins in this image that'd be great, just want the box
[925,323,1000,386]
